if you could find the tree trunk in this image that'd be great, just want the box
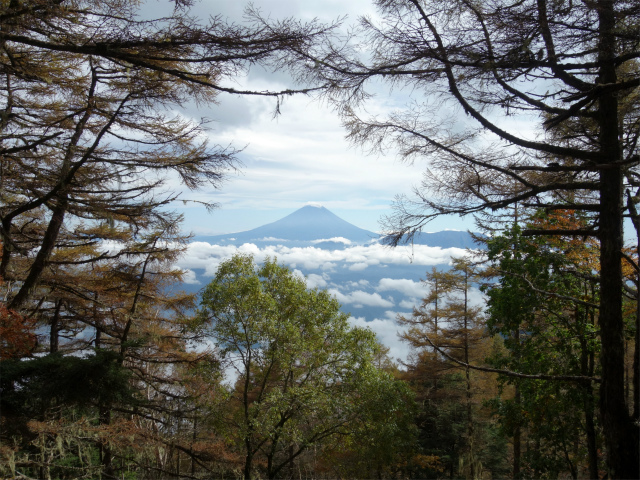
[513,383,521,480]
[597,2,639,477]
[598,2,639,476]
[584,305,599,480]
[599,102,639,480]
[513,319,522,479]
[463,268,475,480]
[49,300,61,354]
[99,407,115,479]
[634,234,639,423]
[9,200,67,310]
[244,448,253,480]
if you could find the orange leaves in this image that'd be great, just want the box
[528,209,599,272]
[409,454,445,473]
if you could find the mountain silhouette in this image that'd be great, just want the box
[196,205,377,245]
[393,230,482,249]
[194,205,478,249]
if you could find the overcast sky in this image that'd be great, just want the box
[147,0,476,235]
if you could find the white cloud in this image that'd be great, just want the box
[399,299,416,309]
[180,269,200,285]
[377,278,426,298]
[304,272,329,289]
[383,310,412,321]
[178,242,467,276]
[257,237,288,242]
[328,289,394,308]
[467,287,487,309]
[311,237,352,245]
[348,262,368,271]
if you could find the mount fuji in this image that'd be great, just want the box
[194,205,477,249]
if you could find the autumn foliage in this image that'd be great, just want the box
[0,304,36,360]
[0,268,36,359]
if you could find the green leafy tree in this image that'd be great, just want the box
[317,347,418,479]
[483,215,601,479]
[199,254,415,480]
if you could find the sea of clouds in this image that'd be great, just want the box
[176,241,484,364]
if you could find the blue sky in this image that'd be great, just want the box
[145,0,477,236]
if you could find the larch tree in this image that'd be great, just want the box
[300,0,640,475]
[0,0,331,311]
[399,258,499,479]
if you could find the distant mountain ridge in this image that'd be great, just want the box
[393,231,482,249]
[194,205,479,250]
[183,206,483,351]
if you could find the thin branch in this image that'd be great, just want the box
[419,331,600,384]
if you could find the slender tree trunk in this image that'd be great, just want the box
[288,445,294,479]
[0,218,13,279]
[94,316,114,479]
[244,447,253,480]
[191,417,197,477]
[576,306,598,478]
[626,176,640,440]
[513,382,521,480]
[463,268,475,480]
[49,300,61,354]
[99,407,114,479]
[597,2,639,476]
[9,200,67,310]
[634,234,639,423]
[434,277,439,392]
[512,316,522,480]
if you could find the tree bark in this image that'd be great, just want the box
[49,300,61,354]
[9,200,67,310]
[513,387,521,480]
[597,3,639,477]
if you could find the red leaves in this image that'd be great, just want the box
[0,304,37,360]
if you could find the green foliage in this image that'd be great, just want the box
[324,368,418,478]
[199,254,416,479]
[399,258,509,480]
[483,219,601,478]
[0,351,138,479]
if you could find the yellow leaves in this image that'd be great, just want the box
[622,246,638,282]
